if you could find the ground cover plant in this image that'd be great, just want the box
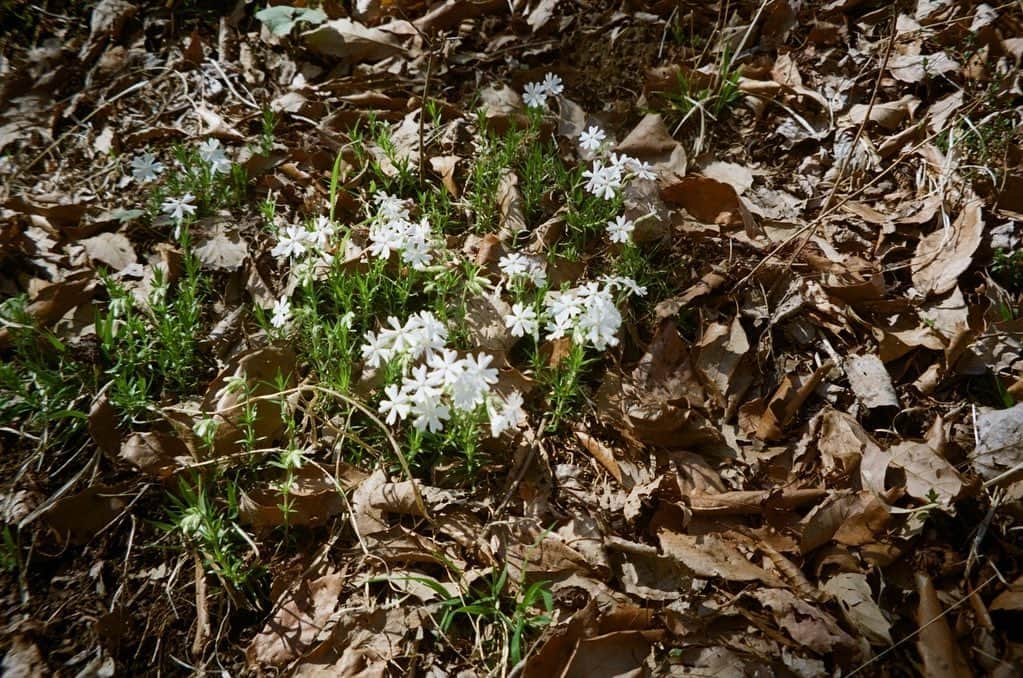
[2,0,1023,675]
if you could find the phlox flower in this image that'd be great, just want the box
[161,193,196,222]
[272,224,310,259]
[130,152,164,183]
[522,82,548,109]
[628,158,656,181]
[489,391,527,437]
[450,352,498,412]
[582,160,623,200]
[361,329,394,368]
[427,349,463,386]
[198,138,232,174]
[410,395,450,433]
[504,303,538,337]
[541,72,564,96]
[270,296,291,329]
[379,384,413,425]
[578,125,606,152]
[606,215,635,244]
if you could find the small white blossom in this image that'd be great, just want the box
[522,82,548,109]
[541,72,564,96]
[271,224,310,260]
[270,296,291,329]
[579,125,606,152]
[489,391,527,437]
[504,303,538,338]
[628,158,656,181]
[361,330,393,369]
[606,215,635,244]
[161,193,196,222]
[410,395,450,433]
[427,349,464,386]
[582,160,623,200]
[198,138,232,174]
[379,384,413,425]
[130,152,164,183]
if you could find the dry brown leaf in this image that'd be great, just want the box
[800,491,890,554]
[911,200,983,297]
[0,271,96,347]
[497,169,526,240]
[661,175,741,225]
[888,52,959,83]
[659,529,785,587]
[119,431,189,478]
[463,291,515,357]
[42,482,131,545]
[560,630,660,678]
[240,465,355,528]
[841,94,920,130]
[429,155,461,198]
[969,403,1023,484]
[845,353,900,410]
[915,573,972,677]
[700,161,754,195]
[888,440,962,503]
[246,571,345,666]
[303,18,406,62]
[615,113,687,178]
[574,430,622,483]
[751,588,860,658]
[694,316,750,408]
[193,226,248,271]
[822,573,893,645]
[79,231,136,271]
[201,347,297,459]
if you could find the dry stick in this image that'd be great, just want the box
[846,572,999,677]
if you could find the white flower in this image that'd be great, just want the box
[628,157,656,181]
[161,193,196,222]
[489,391,527,437]
[499,253,529,278]
[410,394,450,433]
[271,224,310,259]
[404,310,447,360]
[541,72,564,96]
[522,82,548,109]
[427,348,463,386]
[450,353,498,412]
[601,274,647,297]
[405,363,444,401]
[305,216,336,250]
[606,215,635,244]
[130,152,164,183]
[608,153,633,172]
[579,125,606,152]
[582,160,623,200]
[374,191,409,220]
[379,384,413,425]
[504,303,538,337]
[270,296,291,329]
[361,330,393,368]
[198,139,232,174]
[526,262,548,287]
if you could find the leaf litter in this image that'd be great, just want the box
[1,0,1023,675]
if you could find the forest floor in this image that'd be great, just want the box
[2,0,1023,675]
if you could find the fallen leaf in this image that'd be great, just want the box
[246,571,345,666]
[575,430,622,483]
[888,52,959,83]
[193,226,248,271]
[119,431,189,477]
[659,529,785,587]
[800,491,890,553]
[303,18,406,62]
[751,588,860,657]
[915,573,972,677]
[845,353,900,409]
[911,199,983,297]
[969,403,1023,484]
[889,440,962,503]
[822,573,893,645]
[661,175,741,225]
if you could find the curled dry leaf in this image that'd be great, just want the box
[119,431,189,478]
[661,175,742,225]
[822,572,893,646]
[751,588,860,658]
[193,226,248,271]
[911,200,984,297]
[575,430,623,483]
[888,440,962,504]
[800,491,891,554]
[915,573,972,678]
[303,18,407,62]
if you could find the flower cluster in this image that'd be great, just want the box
[498,252,547,287]
[522,72,565,109]
[366,192,435,270]
[272,216,337,261]
[501,277,645,349]
[362,310,525,437]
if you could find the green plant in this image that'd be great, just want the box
[402,566,553,668]
[992,247,1023,293]
[159,474,256,591]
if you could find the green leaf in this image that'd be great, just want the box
[255,6,326,36]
